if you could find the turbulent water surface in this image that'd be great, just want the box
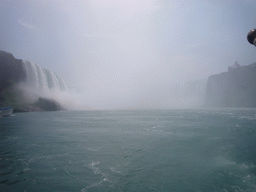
[0,109,256,192]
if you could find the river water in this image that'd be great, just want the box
[0,109,256,191]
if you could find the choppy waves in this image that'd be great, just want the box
[1,109,256,191]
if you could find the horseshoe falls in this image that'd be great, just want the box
[16,60,207,110]
[169,79,207,108]
[148,79,207,109]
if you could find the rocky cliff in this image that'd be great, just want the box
[0,51,26,92]
[205,62,256,108]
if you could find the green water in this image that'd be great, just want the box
[0,109,256,191]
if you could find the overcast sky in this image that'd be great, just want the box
[1,0,256,109]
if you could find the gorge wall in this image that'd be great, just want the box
[0,51,25,92]
[205,62,256,108]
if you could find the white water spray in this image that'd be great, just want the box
[166,79,207,108]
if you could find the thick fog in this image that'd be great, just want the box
[1,0,256,109]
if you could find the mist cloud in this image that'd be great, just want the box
[2,0,256,109]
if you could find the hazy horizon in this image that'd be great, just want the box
[1,0,256,109]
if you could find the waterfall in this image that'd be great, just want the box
[21,60,66,94]
[168,79,207,108]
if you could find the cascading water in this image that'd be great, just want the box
[21,60,66,94]
[15,60,69,107]
[138,79,208,109]
[18,59,207,110]
[168,79,207,108]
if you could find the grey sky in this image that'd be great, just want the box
[1,0,256,109]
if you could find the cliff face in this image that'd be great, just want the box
[0,51,26,92]
[205,63,256,108]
